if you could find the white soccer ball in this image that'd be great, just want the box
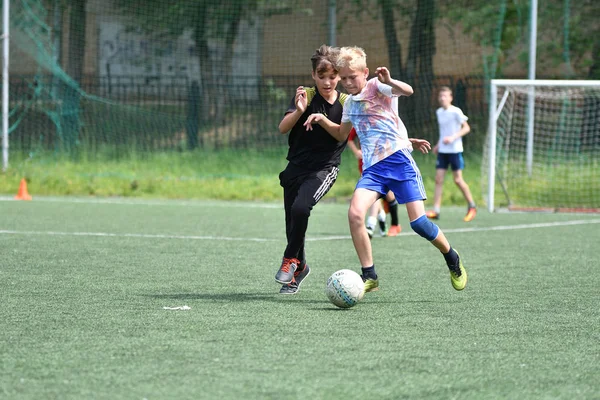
[325,269,365,308]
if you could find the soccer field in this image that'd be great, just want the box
[1,197,599,399]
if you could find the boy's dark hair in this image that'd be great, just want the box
[439,86,453,95]
[311,44,339,74]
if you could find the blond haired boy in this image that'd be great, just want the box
[304,46,467,292]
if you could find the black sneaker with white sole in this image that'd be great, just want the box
[279,264,311,295]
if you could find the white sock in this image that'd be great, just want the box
[377,210,386,222]
[366,216,377,229]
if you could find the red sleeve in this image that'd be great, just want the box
[348,128,357,141]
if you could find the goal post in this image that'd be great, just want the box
[484,79,600,212]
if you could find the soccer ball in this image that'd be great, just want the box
[325,269,365,308]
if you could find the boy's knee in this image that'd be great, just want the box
[291,203,311,219]
[348,206,363,226]
[410,215,439,241]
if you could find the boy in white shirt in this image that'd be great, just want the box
[426,86,477,222]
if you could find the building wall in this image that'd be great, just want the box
[9,0,527,81]
[261,0,502,77]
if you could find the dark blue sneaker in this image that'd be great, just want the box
[279,264,311,295]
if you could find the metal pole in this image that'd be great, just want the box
[487,82,498,213]
[526,0,538,176]
[2,0,9,172]
[51,0,62,98]
[328,0,336,47]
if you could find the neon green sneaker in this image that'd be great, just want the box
[362,276,379,293]
[449,251,468,291]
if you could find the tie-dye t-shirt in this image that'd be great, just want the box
[341,78,412,170]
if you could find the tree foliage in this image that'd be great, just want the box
[339,0,437,130]
[439,0,599,78]
[111,0,308,128]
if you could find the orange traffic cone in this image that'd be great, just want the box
[14,178,32,201]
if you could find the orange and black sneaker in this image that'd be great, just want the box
[275,257,299,284]
[426,210,440,220]
[463,207,477,222]
[279,263,311,295]
[387,225,402,237]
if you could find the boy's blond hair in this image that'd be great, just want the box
[336,46,367,71]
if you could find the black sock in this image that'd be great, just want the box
[442,247,459,267]
[361,265,377,279]
[388,199,399,226]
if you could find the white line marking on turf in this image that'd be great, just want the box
[0,230,276,242]
[0,196,281,208]
[306,219,600,241]
[0,219,598,242]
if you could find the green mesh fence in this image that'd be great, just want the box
[3,0,599,165]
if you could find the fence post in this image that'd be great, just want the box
[186,80,200,150]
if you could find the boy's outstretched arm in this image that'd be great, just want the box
[303,114,352,142]
[409,138,431,154]
[375,67,413,96]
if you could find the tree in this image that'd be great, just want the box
[342,0,437,133]
[405,0,435,129]
[439,0,600,79]
[63,0,87,153]
[112,0,305,139]
[112,0,249,126]
[65,0,86,84]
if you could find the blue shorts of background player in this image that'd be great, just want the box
[435,152,465,171]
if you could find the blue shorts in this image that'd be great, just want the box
[356,149,427,204]
[436,153,464,171]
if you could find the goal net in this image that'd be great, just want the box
[483,80,600,212]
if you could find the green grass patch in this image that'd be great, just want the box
[3,147,597,208]
[499,158,600,208]
[0,149,485,207]
[0,199,598,399]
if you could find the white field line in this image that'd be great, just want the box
[307,218,600,241]
[0,196,282,209]
[0,230,275,242]
[0,219,599,242]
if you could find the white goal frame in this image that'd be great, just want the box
[486,79,600,212]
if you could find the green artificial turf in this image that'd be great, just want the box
[1,198,599,399]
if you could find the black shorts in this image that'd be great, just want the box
[436,153,464,171]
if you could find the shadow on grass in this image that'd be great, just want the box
[141,289,405,310]
[141,292,399,308]
[142,292,325,304]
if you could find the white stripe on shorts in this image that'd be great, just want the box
[401,148,427,199]
[313,167,339,203]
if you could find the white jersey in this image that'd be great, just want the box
[341,78,411,170]
[436,105,468,154]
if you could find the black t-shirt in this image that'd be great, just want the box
[284,87,348,171]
